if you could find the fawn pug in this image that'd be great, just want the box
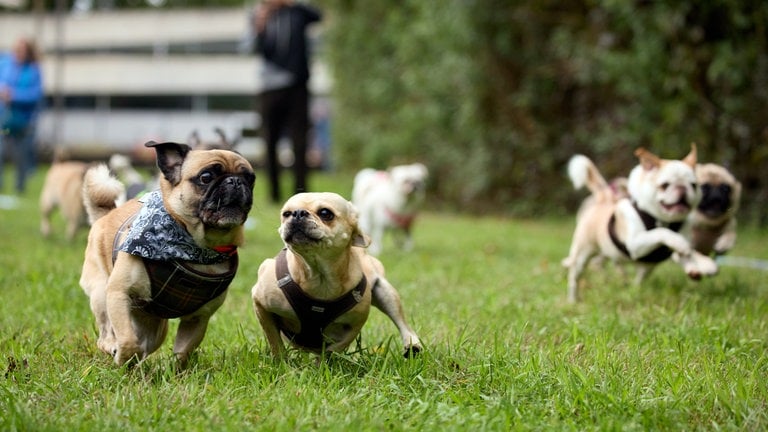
[251,192,422,358]
[79,141,254,366]
[689,163,741,256]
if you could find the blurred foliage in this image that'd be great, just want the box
[322,0,768,224]
[12,0,767,223]
[14,0,243,11]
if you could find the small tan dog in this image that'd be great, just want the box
[251,192,422,358]
[564,145,717,302]
[352,163,428,255]
[39,160,104,241]
[689,163,741,256]
[79,141,255,366]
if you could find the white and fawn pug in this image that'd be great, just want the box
[79,141,255,366]
[563,145,718,302]
[251,192,422,358]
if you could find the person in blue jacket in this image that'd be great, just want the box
[0,37,44,195]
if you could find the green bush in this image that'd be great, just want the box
[323,0,768,223]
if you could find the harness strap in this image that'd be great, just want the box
[112,210,237,319]
[137,256,237,319]
[608,203,684,264]
[112,212,138,264]
[274,248,368,350]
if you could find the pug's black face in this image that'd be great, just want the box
[196,163,255,229]
[698,183,732,219]
[146,141,255,236]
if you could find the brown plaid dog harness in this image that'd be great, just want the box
[113,212,238,319]
[132,255,237,319]
[274,248,369,350]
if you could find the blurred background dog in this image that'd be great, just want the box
[352,163,428,255]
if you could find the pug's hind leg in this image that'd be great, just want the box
[89,287,117,355]
[40,205,53,238]
[567,249,594,303]
[173,315,212,367]
[371,278,422,357]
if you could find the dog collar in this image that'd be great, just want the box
[385,207,416,230]
[213,245,238,256]
[608,203,683,263]
[632,202,684,232]
[273,248,369,350]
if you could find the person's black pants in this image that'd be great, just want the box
[259,84,310,203]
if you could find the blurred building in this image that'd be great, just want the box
[0,7,329,163]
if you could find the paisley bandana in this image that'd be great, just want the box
[119,190,233,264]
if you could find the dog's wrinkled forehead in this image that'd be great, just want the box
[281,192,356,222]
[697,164,737,185]
[657,160,697,185]
[146,141,253,186]
[183,150,253,177]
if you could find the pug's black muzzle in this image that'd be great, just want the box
[200,174,254,228]
[698,184,732,218]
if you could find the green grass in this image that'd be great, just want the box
[1,165,767,431]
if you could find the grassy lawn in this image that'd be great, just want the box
[1,165,767,431]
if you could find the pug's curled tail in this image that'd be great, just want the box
[567,154,609,196]
[82,164,126,224]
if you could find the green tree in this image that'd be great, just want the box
[323,0,768,223]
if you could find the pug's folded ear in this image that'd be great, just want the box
[145,141,191,186]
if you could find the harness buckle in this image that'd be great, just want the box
[278,275,292,288]
[352,289,363,303]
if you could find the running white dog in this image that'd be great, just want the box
[563,145,718,302]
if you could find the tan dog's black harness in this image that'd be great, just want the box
[113,213,238,319]
[274,248,369,350]
[608,203,684,263]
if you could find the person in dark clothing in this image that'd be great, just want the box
[253,0,322,203]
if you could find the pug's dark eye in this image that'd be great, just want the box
[659,182,670,191]
[245,172,256,186]
[199,171,215,185]
[282,211,292,218]
[317,208,335,221]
